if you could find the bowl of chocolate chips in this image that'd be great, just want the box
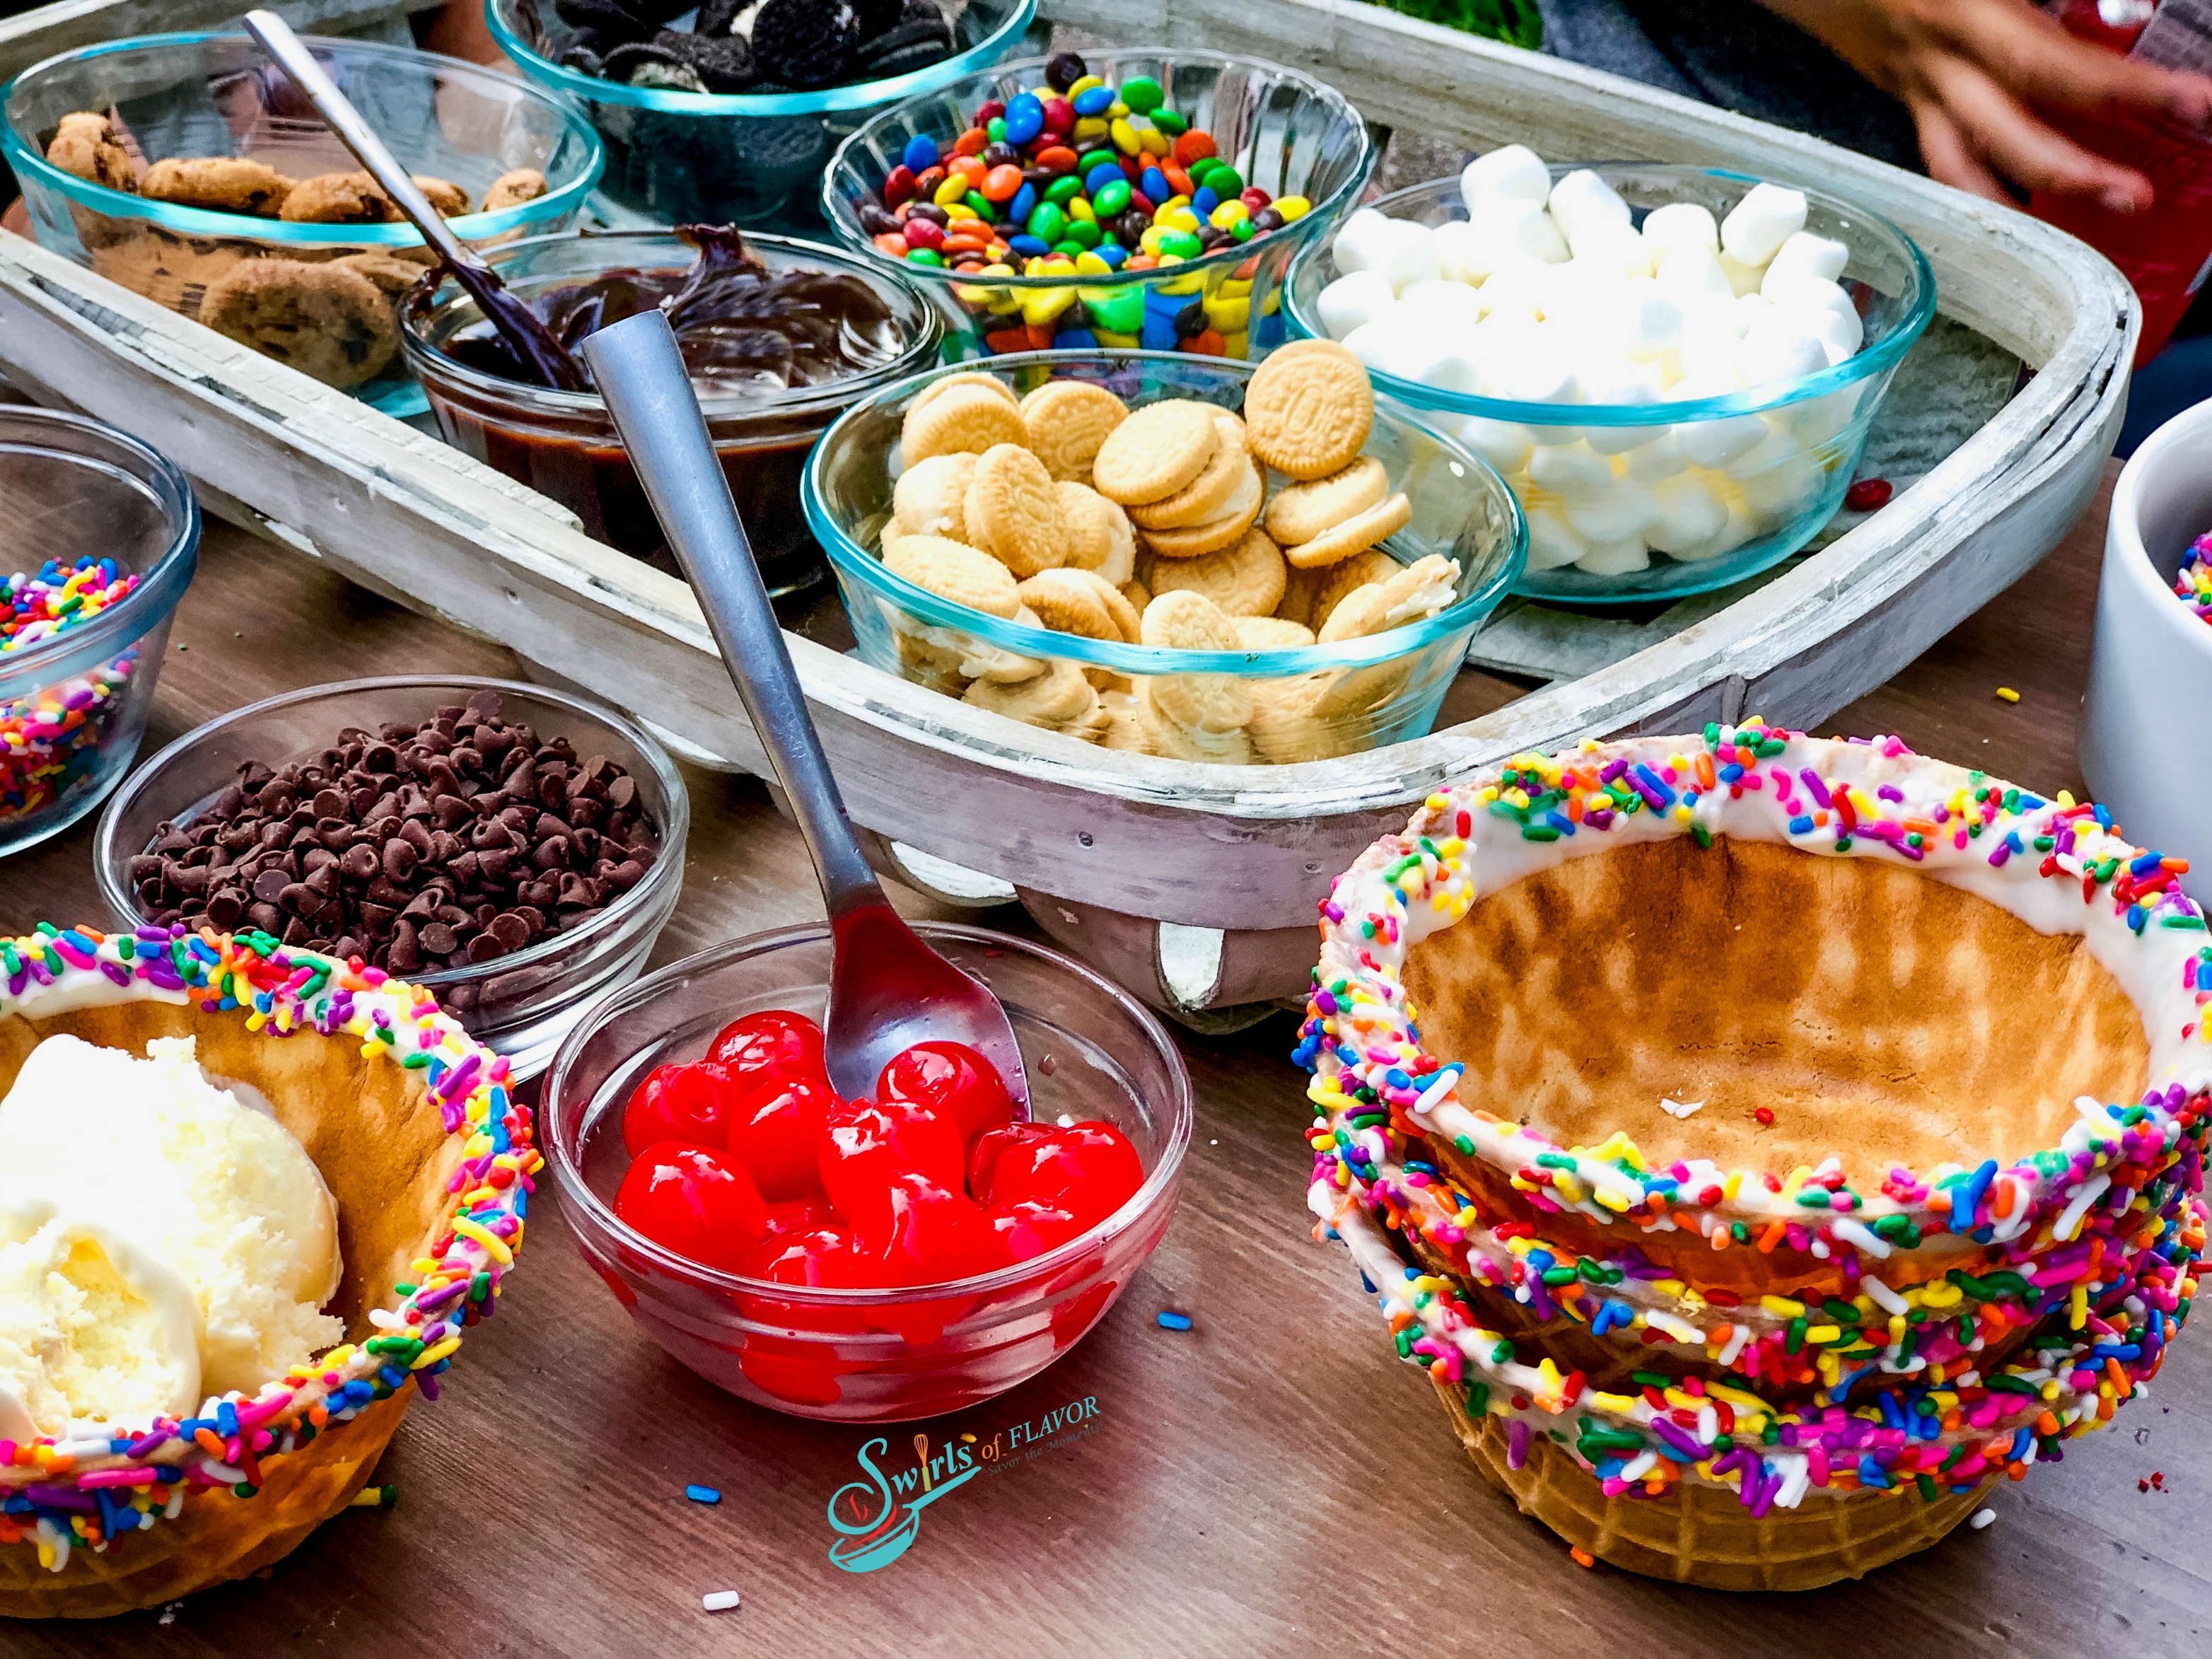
[487,0,1035,227]
[93,675,689,1078]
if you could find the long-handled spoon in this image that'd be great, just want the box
[578,308,1030,1111]
[241,8,588,392]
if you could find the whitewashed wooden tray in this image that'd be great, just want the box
[0,0,2135,1022]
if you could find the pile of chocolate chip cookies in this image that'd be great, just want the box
[42,110,546,389]
[875,339,1464,764]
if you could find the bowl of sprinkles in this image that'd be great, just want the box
[822,50,1373,361]
[1298,723,2207,1590]
[0,924,531,1617]
[0,407,197,858]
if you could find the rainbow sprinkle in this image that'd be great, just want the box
[2175,535,2212,627]
[1296,724,2208,1523]
[0,557,146,824]
[0,923,534,1574]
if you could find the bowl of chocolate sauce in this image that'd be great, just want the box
[400,226,939,594]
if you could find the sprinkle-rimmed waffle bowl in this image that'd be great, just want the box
[1298,726,2209,1591]
[0,924,530,1619]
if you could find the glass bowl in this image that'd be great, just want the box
[0,408,199,858]
[541,921,1192,1423]
[487,0,1037,229]
[1,31,604,412]
[93,675,687,1079]
[400,229,941,595]
[1283,165,1937,605]
[805,350,1526,764]
[822,50,1374,362]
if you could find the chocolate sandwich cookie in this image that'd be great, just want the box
[554,0,651,43]
[605,37,705,91]
[655,27,758,91]
[750,0,858,90]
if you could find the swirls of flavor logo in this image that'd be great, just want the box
[824,1395,1102,1573]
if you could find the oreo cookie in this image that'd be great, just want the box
[660,27,759,91]
[556,38,607,75]
[554,0,651,43]
[860,40,952,76]
[851,0,904,37]
[604,37,700,88]
[856,0,951,69]
[750,0,858,90]
[695,0,749,34]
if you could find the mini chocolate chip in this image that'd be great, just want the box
[383,839,418,879]
[420,922,458,955]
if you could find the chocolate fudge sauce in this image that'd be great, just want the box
[425,226,909,589]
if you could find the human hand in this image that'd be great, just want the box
[1759,0,2212,209]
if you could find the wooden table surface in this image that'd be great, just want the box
[10,464,2207,1658]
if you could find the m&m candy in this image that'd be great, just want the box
[854,52,1315,357]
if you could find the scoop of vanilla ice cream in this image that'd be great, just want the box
[0,1035,342,1399]
[0,1197,202,1438]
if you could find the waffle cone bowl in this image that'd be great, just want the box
[0,927,533,1618]
[1299,726,2209,1590]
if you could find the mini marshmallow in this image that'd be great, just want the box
[1577,534,1651,575]
[1527,441,1616,497]
[1484,339,1581,406]
[1564,481,1661,542]
[1676,407,1767,470]
[1462,144,1552,209]
[1523,503,1590,571]
[1735,316,1828,388]
[1397,279,1487,327]
[1475,256,1552,322]
[1646,472,1730,553]
[1762,231,1850,294]
[1625,431,1689,482]
[1720,182,1808,267]
[1670,497,1759,561]
[1457,415,1537,475]
[1329,208,1397,276]
[1567,219,1651,279]
[1431,219,1494,285]
[1740,449,1822,521]
[1547,169,1632,243]
[1374,219,1443,293]
[1641,201,1720,260]
[1789,385,1860,447]
[1716,250,1765,297]
[1615,284,1684,362]
[1341,315,1424,376]
[1471,197,1570,265]
[1410,325,1486,393]
[1654,244,1735,305]
[1315,269,1397,341]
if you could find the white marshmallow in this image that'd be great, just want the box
[1641,201,1720,261]
[1577,534,1651,575]
[1735,316,1829,389]
[1577,358,1666,455]
[1484,337,1580,406]
[1762,231,1849,293]
[1456,415,1537,475]
[1716,250,1765,297]
[1677,409,1767,471]
[1616,283,1684,361]
[1431,219,1494,285]
[1567,219,1651,279]
[1645,473,1730,554]
[1564,481,1660,542]
[1740,450,1823,522]
[1547,169,1632,243]
[1462,144,1552,209]
[1375,219,1443,293]
[1669,498,1759,562]
[1476,257,1552,322]
[1523,504,1590,571]
[1527,441,1614,497]
[1720,182,1808,267]
[1625,431,1689,482]
[1655,244,1735,305]
[1315,269,1397,341]
[1409,326,1486,393]
[1341,315,1424,378]
[1470,197,1570,265]
[1329,208,1397,276]
[1789,386,1859,448]
[1397,278,1487,328]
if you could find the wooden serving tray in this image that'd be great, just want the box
[0,0,2135,1020]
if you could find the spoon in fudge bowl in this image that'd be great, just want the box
[579,306,1032,1113]
[242,8,588,392]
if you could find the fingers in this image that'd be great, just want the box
[1940,0,2212,129]
[1923,52,2156,209]
[1910,102,2012,203]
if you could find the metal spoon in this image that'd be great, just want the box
[578,308,1030,1112]
[240,8,588,392]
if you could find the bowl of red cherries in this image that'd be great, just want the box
[541,919,1192,1421]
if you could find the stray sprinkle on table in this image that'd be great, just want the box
[1970,1508,1996,1530]
[1156,1310,1193,1331]
[1995,686,2020,703]
[702,1590,740,1613]
[349,1484,397,1508]
[686,1484,721,1504]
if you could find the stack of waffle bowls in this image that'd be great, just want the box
[1298,726,2208,1591]
[0,924,532,1618]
